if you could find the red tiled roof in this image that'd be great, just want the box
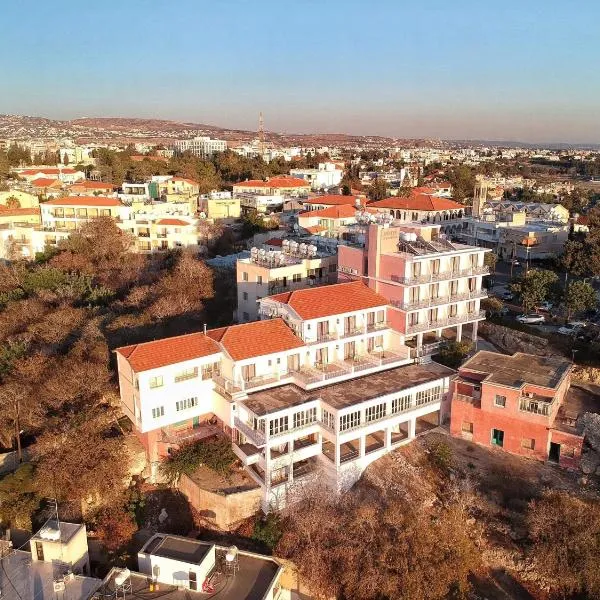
[0,207,41,217]
[305,225,327,234]
[156,218,191,226]
[369,193,464,212]
[43,196,123,207]
[116,332,221,372]
[206,318,304,361]
[233,177,310,189]
[265,238,284,246]
[21,168,77,175]
[300,204,374,219]
[268,281,388,320]
[31,178,62,188]
[69,181,116,190]
[305,195,366,207]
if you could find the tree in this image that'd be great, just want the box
[510,268,558,312]
[436,340,473,369]
[447,165,476,203]
[397,176,412,198]
[4,195,21,209]
[527,491,600,597]
[0,464,41,528]
[564,280,596,320]
[481,296,503,316]
[367,178,388,201]
[62,153,70,166]
[94,503,137,553]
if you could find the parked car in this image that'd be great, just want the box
[557,322,585,335]
[501,291,514,301]
[537,301,553,311]
[517,314,545,324]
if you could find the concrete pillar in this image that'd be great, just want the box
[471,320,478,341]
[334,442,340,467]
[385,427,392,450]
[416,333,424,349]
[456,323,463,342]
[359,434,366,457]
[436,328,443,340]
[408,418,416,439]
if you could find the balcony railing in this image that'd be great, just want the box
[392,290,488,311]
[234,417,266,446]
[454,393,481,405]
[161,424,221,445]
[519,398,553,416]
[406,310,486,334]
[390,265,489,286]
[366,321,389,332]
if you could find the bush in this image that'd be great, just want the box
[160,437,237,483]
[252,513,282,551]
[427,440,454,472]
[435,341,473,369]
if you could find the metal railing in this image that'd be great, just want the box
[519,398,552,416]
[454,393,481,405]
[406,310,486,334]
[390,265,490,286]
[234,417,266,446]
[392,290,488,311]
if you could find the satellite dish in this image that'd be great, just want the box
[115,568,131,586]
[226,546,238,562]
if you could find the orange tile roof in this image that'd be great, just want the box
[116,332,222,372]
[268,281,388,319]
[31,178,62,188]
[300,204,367,219]
[233,177,310,189]
[156,218,191,226]
[69,181,116,190]
[0,207,41,217]
[305,225,327,234]
[305,195,366,207]
[43,196,123,207]
[369,193,464,212]
[22,168,78,175]
[265,238,284,246]
[206,318,304,361]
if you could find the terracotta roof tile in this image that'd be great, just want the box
[31,178,62,187]
[116,332,222,372]
[155,218,192,226]
[43,196,123,207]
[233,177,309,189]
[206,318,304,361]
[268,281,388,319]
[305,225,327,234]
[0,207,41,217]
[305,195,366,207]
[265,238,284,246]
[369,193,464,212]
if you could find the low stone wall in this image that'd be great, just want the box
[572,365,600,385]
[178,474,262,530]
[479,322,551,356]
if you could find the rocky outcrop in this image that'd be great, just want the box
[480,322,551,356]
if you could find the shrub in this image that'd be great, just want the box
[427,440,454,472]
[435,341,473,369]
[252,513,282,551]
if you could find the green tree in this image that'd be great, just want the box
[0,464,41,528]
[6,144,31,167]
[436,340,473,369]
[510,269,558,312]
[367,178,388,201]
[62,153,70,166]
[564,280,596,320]
[397,177,412,198]
[447,164,476,203]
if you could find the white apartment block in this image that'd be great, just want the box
[116,281,454,511]
[174,136,227,158]
[236,241,338,322]
[289,162,343,191]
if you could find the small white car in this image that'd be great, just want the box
[537,301,553,311]
[558,322,585,335]
[517,313,545,324]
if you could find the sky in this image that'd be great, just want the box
[2,0,600,143]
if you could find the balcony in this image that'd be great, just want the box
[340,326,364,340]
[390,265,490,286]
[161,423,221,445]
[519,397,553,416]
[406,310,486,334]
[454,393,481,407]
[366,321,389,332]
[392,289,488,311]
[234,417,266,446]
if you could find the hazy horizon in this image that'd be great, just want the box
[2,0,599,145]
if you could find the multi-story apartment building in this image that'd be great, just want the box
[289,162,343,191]
[302,195,367,211]
[338,222,489,356]
[17,167,85,184]
[41,196,127,230]
[232,177,311,197]
[449,351,583,468]
[174,136,227,158]
[115,281,454,510]
[236,241,338,322]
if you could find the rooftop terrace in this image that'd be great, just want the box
[244,361,454,416]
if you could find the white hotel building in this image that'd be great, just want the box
[116,281,454,511]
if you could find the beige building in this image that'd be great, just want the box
[236,242,338,321]
[30,521,90,575]
[0,190,40,209]
[199,195,241,220]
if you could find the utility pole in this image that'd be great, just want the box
[13,397,21,463]
[258,112,265,159]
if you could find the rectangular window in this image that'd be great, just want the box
[366,402,386,422]
[174,367,198,383]
[293,407,317,429]
[151,406,164,418]
[257,275,263,285]
[340,411,361,432]
[149,376,163,389]
[415,386,441,406]
[391,394,411,413]
[495,395,506,408]
[100,209,111,217]
[242,271,248,281]
[243,292,248,300]
[176,397,198,411]
[462,421,474,433]
[329,263,337,273]
[242,312,249,321]
[521,438,535,450]
[322,408,335,430]
[292,273,302,282]
[269,416,289,436]
[201,362,219,380]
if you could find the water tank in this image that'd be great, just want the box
[115,568,131,586]
[225,546,238,562]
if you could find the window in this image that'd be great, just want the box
[174,367,198,383]
[243,292,248,300]
[322,409,335,430]
[100,209,111,216]
[293,273,302,282]
[521,438,535,450]
[491,428,504,447]
[257,275,263,285]
[462,421,474,433]
[242,312,249,321]
[270,416,289,436]
[392,394,411,413]
[201,362,219,380]
[494,395,506,408]
[366,402,386,422]
[242,271,248,282]
[176,397,198,411]
[151,406,164,418]
[340,411,361,432]
[329,263,337,273]
[293,407,317,429]
[415,386,441,406]
[149,376,163,389]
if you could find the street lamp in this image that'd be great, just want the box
[572,348,578,364]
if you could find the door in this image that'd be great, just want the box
[241,364,256,382]
[35,542,44,561]
[287,353,299,372]
[491,428,504,447]
[189,571,197,591]
[282,276,287,288]
[344,341,355,360]
[549,442,561,463]
[192,416,200,428]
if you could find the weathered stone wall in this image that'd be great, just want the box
[178,475,263,530]
[480,322,551,356]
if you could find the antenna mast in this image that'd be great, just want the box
[258,112,265,159]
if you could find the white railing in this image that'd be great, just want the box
[234,417,266,446]
[390,265,489,286]
[519,398,552,416]
[406,310,486,334]
[392,289,488,311]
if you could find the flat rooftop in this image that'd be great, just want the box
[30,520,83,545]
[0,550,100,600]
[244,361,455,416]
[144,535,212,564]
[461,351,571,390]
[554,383,600,434]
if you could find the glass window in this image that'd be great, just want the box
[366,402,386,422]
[340,411,361,432]
[201,362,219,380]
[495,395,506,408]
[257,275,263,285]
[462,421,474,433]
[243,292,248,300]
[293,407,317,429]
[149,376,163,389]
[322,408,335,430]
[242,271,248,281]
[391,394,411,413]
[151,406,164,418]
[176,397,198,411]
[174,367,198,383]
[269,416,289,436]
[415,386,441,406]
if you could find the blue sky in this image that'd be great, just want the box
[2,0,599,143]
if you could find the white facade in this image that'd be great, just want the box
[290,162,343,190]
[174,136,227,158]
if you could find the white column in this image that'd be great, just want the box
[471,321,478,341]
[359,434,366,457]
[408,418,416,439]
[385,427,392,451]
[417,333,424,349]
[456,323,463,342]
